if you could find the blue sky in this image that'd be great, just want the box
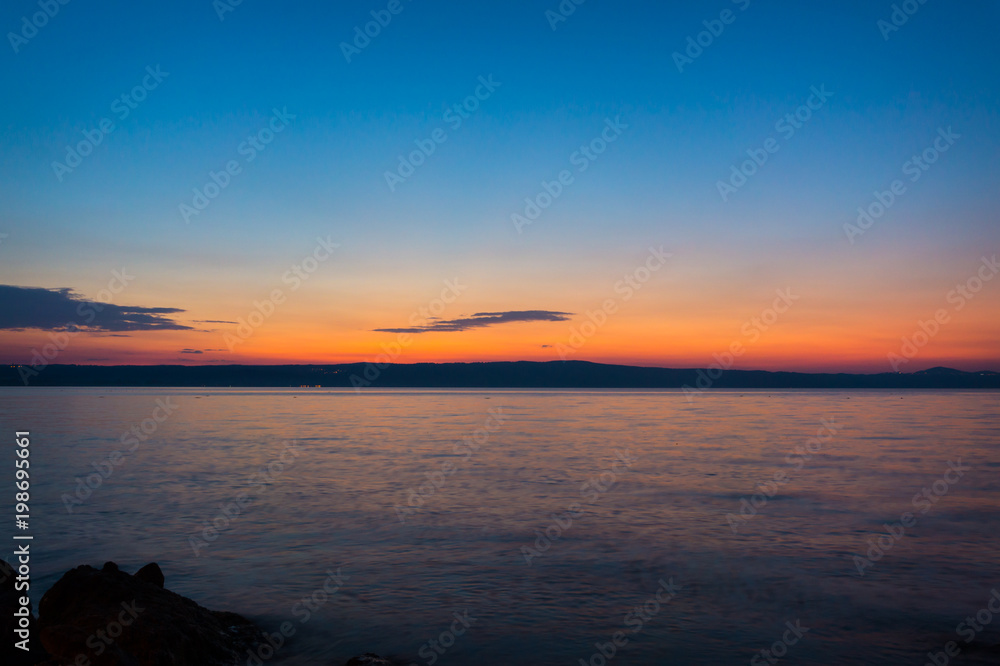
[1,0,998,370]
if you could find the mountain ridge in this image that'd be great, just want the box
[3,361,1000,388]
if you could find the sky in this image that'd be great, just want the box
[1,0,998,373]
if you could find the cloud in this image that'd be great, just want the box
[180,349,204,354]
[0,285,193,332]
[195,320,238,324]
[374,310,572,334]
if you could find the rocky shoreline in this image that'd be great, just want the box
[1,559,391,666]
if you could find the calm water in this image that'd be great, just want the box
[2,388,999,665]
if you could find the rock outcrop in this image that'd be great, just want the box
[344,654,396,666]
[37,561,265,666]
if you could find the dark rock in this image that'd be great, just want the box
[345,654,396,666]
[133,563,164,589]
[0,558,49,665]
[38,561,266,666]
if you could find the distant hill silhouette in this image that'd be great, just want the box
[914,366,999,376]
[3,361,999,388]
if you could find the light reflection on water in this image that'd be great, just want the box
[3,388,999,665]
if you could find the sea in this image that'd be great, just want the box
[2,388,999,665]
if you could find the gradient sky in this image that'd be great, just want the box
[2,0,998,372]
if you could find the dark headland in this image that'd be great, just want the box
[0,558,398,666]
[3,361,999,388]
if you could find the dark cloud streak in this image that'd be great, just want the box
[0,285,192,332]
[374,310,572,334]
